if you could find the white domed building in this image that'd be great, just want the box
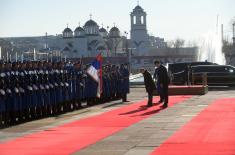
[60,17,125,58]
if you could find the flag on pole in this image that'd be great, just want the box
[87,53,103,98]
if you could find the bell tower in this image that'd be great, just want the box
[130,3,149,53]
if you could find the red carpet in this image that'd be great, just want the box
[0,96,191,155]
[150,98,235,155]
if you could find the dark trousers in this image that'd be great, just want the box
[147,91,153,106]
[122,94,127,102]
[157,83,164,102]
[161,85,169,105]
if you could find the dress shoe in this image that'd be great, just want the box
[161,104,168,109]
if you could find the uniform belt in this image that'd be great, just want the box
[14,87,20,93]
[0,89,6,95]
[19,87,25,93]
[65,82,69,87]
[40,85,45,90]
[27,86,33,91]
[33,84,39,90]
[6,89,12,94]
[45,85,50,89]
[49,84,54,88]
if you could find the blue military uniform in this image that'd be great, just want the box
[120,64,130,102]
[18,64,28,121]
[62,64,70,112]
[85,72,98,106]
[74,65,83,108]
[43,65,51,115]
[49,64,57,115]
[25,63,34,119]
[0,65,7,126]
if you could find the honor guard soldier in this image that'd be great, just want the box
[105,66,112,101]
[12,62,22,123]
[0,62,7,127]
[62,62,70,112]
[57,62,66,113]
[37,61,46,117]
[30,62,39,119]
[48,62,57,115]
[74,62,83,109]
[18,62,27,121]
[120,64,130,102]
[111,65,118,100]
[4,62,14,124]
[54,62,63,114]
[67,62,75,110]
[85,64,98,106]
[102,66,108,103]
[43,61,52,116]
[25,61,33,120]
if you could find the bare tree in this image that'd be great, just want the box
[166,40,175,48]
[174,38,185,48]
[107,37,122,56]
[166,38,185,48]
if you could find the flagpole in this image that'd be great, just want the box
[21,54,24,63]
[16,52,18,62]
[0,46,2,60]
[51,52,53,62]
[33,48,36,61]
[7,52,9,62]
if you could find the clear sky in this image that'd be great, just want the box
[0,0,234,41]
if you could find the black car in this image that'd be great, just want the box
[191,65,235,86]
[168,61,216,85]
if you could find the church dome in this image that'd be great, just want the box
[110,26,119,32]
[99,27,108,37]
[63,27,72,33]
[75,26,84,32]
[74,26,85,37]
[84,20,98,27]
[134,5,143,11]
[84,19,99,35]
[63,27,73,38]
[109,26,120,38]
[99,27,107,33]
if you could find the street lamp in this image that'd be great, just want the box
[233,22,235,45]
[124,31,129,57]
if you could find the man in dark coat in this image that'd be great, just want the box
[154,60,169,108]
[140,68,156,107]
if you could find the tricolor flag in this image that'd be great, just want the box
[87,53,103,98]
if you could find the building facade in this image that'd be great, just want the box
[59,4,166,58]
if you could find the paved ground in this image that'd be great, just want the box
[1,86,235,155]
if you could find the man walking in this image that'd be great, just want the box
[154,60,169,108]
[140,68,156,107]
